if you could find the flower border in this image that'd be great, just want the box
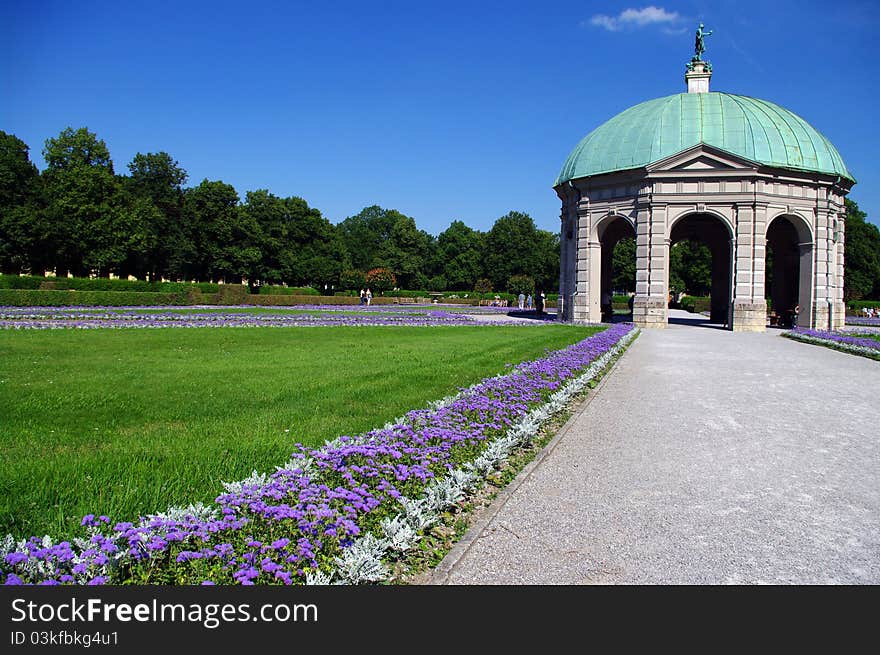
[326,325,639,584]
[2,324,637,585]
[783,329,880,361]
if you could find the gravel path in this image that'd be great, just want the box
[434,312,880,584]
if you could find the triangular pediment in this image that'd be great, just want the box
[646,144,760,173]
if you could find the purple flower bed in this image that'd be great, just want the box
[785,328,880,360]
[1,323,635,585]
[846,316,880,327]
[0,307,532,329]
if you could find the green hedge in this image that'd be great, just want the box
[0,287,561,309]
[847,299,880,314]
[0,289,189,307]
[385,290,429,298]
[257,286,320,296]
[198,294,399,306]
[0,274,218,294]
[679,295,711,314]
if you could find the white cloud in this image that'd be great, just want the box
[589,6,682,32]
[589,14,621,31]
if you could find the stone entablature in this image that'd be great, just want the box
[556,144,851,331]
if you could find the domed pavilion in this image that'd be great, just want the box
[554,35,854,331]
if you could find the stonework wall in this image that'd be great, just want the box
[556,145,852,331]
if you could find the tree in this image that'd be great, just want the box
[0,131,44,273]
[339,269,366,291]
[182,180,258,282]
[484,211,541,291]
[337,205,434,288]
[611,237,636,293]
[365,267,396,293]
[843,198,880,300]
[42,127,128,276]
[242,190,348,289]
[382,214,434,289]
[427,275,447,292]
[125,152,189,280]
[474,278,492,294]
[507,274,535,296]
[337,205,400,271]
[437,220,485,290]
[670,239,712,296]
[283,197,348,289]
[113,193,158,279]
[533,229,560,293]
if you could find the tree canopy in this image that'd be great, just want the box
[2,129,568,293]
[0,131,43,273]
[436,220,484,290]
[41,127,128,276]
[669,240,712,296]
[12,126,878,302]
[843,198,880,301]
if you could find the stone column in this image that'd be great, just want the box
[810,202,830,330]
[732,203,766,331]
[571,203,593,322]
[557,209,567,320]
[799,239,816,328]
[558,204,577,322]
[834,213,846,329]
[633,201,667,327]
[586,235,603,322]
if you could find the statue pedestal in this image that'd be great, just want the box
[685,60,711,93]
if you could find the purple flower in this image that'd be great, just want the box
[4,322,634,586]
[5,552,27,565]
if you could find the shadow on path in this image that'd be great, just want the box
[668,314,729,330]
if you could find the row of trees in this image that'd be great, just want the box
[0,128,560,293]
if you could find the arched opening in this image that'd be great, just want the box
[766,214,813,328]
[598,216,636,323]
[669,213,732,327]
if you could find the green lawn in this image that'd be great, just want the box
[0,324,598,537]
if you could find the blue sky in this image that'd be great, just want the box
[3,0,878,234]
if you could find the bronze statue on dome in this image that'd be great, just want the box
[694,23,713,61]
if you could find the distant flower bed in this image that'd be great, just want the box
[784,328,880,361]
[1,324,636,585]
[846,316,880,327]
[0,306,528,329]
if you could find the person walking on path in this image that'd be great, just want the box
[366,288,372,306]
[518,292,525,310]
[535,290,545,316]
[526,294,533,310]
[359,289,366,305]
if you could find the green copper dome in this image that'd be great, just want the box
[555,92,854,186]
